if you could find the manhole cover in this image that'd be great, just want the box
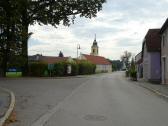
[84,114,107,121]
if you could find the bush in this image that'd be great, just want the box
[70,63,79,76]
[29,62,48,77]
[52,62,67,76]
[78,61,96,75]
[130,70,137,78]
[130,69,137,81]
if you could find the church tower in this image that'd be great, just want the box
[91,35,99,56]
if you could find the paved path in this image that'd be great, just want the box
[0,88,10,118]
[1,72,168,126]
[43,72,168,126]
[0,77,88,126]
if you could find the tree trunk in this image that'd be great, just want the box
[21,11,29,76]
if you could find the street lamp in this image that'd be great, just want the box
[77,44,80,59]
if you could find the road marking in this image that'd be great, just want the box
[31,79,91,126]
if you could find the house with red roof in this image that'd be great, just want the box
[142,29,161,82]
[160,18,168,84]
[80,37,112,73]
[28,54,74,64]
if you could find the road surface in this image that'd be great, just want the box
[1,72,168,126]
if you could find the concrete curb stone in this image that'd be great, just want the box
[0,87,15,126]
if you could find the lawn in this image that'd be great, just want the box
[6,72,22,77]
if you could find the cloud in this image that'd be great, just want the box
[28,0,168,60]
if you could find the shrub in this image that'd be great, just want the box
[29,62,48,77]
[130,70,137,78]
[70,63,79,76]
[52,62,67,76]
[78,61,96,75]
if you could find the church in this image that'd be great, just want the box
[80,36,112,73]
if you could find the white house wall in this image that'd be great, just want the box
[143,43,150,81]
[96,65,112,73]
[161,27,168,84]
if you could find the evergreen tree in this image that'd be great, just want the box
[59,51,64,57]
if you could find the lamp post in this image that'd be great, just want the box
[77,44,80,59]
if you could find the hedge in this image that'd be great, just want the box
[78,60,96,75]
[28,60,96,77]
[52,62,67,76]
[28,62,48,77]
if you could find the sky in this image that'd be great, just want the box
[28,0,168,60]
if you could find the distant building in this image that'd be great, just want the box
[81,54,112,73]
[142,29,161,83]
[28,54,73,64]
[160,18,168,84]
[80,36,112,73]
[135,52,143,79]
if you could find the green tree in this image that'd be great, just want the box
[0,0,106,77]
[20,0,106,76]
[0,0,22,77]
[121,51,132,69]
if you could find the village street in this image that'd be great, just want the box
[1,72,168,126]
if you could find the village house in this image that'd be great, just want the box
[135,52,143,79]
[142,29,161,83]
[160,18,168,84]
[28,54,74,64]
[80,37,112,73]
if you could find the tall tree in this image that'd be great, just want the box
[20,0,106,76]
[0,0,22,77]
[121,51,132,69]
[0,0,106,77]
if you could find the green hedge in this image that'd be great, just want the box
[52,62,67,76]
[29,62,48,77]
[28,60,96,77]
[71,63,79,76]
[78,61,96,75]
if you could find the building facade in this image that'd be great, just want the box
[90,36,99,56]
[135,52,143,79]
[160,18,168,84]
[81,36,112,73]
[81,54,112,73]
[142,29,161,83]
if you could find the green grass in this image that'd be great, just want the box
[6,72,22,77]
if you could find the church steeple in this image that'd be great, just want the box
[91,34,99,56]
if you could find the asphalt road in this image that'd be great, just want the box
[1,72,168,126]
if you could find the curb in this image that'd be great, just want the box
[0,87,15,126]
[138,83,168,99]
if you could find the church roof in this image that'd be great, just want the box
[83,54,111,65]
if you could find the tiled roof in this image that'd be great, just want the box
[41,56,68,64]
[135,52,143,64]
[143,29,161,52]
[28,54,68,64]
[83,54,111,65]
[160,18,168,34]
